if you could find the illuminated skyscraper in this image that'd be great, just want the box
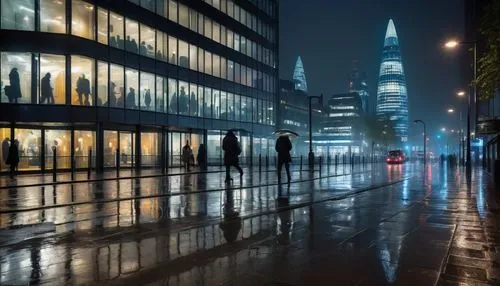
[376,19,409,143]
[348,61,369,113]
[293,56,308,92]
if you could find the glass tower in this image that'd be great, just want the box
[376,19,409,143]
[293,56,308,92]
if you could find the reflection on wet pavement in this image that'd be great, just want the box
[0,163,499,285]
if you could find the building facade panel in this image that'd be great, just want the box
[0,0,278,173]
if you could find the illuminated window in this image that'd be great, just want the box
[178,81,189,115]
[140,24,155,58]
[97,61,108,106]
[1,0,35,31]
[178,3,188,27]
[110,64,124,108]
[140,72,155,111]
[168,36,177,65]
[74,130,96,168]
[168,78,177,114]
[168,0,177,23]
[71,55,95,106]
[203,87,212,118]
[109,12,124,49]
[72,0,95,40]
[39,54,65,105]
[97,8,108,45]
[125,68,138,109]
[45,129,71,170]
[178,40,189,68]
[1,52,32,104]
[15,128,41,171]
[125,19,139,53]
[155,76,164,112]
[189,83,198,116]
[40,0,66,34]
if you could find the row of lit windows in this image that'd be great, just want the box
[126,0,276,66]
[0,0,276,93]
[0,52,276,126]
[202,0,275,42]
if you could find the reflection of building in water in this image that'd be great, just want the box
[0,0,278,174]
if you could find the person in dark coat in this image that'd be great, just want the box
[222,131,243,183]
[182,141,193,172]
[7,68,22,103]
[276,136,292,183]
[41,73,54,104]
[76,74,91,105]
[144,89,152,110]
[108,82,117,107]
[197,143,207,170]
[2,138,10,165]
[6,139,19,179]
[126,87,136,108]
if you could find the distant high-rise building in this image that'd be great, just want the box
[376,19,409,143]
[348,61,369,113]
[293,56,308,92]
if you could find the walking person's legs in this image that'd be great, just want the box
[285,162,291,182]
[9,164,14,179]
[277,161,283,183]
[233,163,243,176]
[225,164,231,182]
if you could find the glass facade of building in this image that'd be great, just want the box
[0,0,278,173]
[375,19,409,143]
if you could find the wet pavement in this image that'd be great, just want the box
[0,163,499,285]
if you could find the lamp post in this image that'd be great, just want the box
[444,40,477,176]
[414,120,426,166]
[308,94,323,168]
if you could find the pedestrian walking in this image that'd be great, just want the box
[197,143,207,170]
[222,131,243,184]
[182,141,193,172]
[276,135,292,183]
[6,139,19,179]
[40,73,54,104]
[76,74,91,105]
[5,68,22,103]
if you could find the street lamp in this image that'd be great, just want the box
[414,120,426,166]
[308,94,323,168]
[447,108,455,113]
[444,39,477,176]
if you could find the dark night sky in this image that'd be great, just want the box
[279,0,466,143]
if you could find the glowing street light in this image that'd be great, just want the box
[444,40,459,49]
[447,108,455,113]
[441,127,446,132]
[457,90,466,97]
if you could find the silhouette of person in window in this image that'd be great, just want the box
[76,74,91,105]
[40,73,54,104]
[190,91,197,115]
[179,86,188,114]
[140,41,147,55]
[5,68,22,103]
[126,87,136,108]
[169,90,178,113]
[109,82,117,107]
[131,38,138,52]
[144,89,152,110]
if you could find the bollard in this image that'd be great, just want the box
[300,155,303,172]
[52,146,57,182]
[327,155,331,165]
[343,154,346,165]
[266,155,269,169]
[116,149,120,177]
[88,148,92,179]
[258,154,262,173]
[335,155,338,167]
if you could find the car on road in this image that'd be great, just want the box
[386,150,405,164]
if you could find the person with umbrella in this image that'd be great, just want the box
[275,131,294,184]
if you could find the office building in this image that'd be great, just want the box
[0,0,278,173]
[375,19,409,143]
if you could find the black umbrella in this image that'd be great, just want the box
[273,129,299,138]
